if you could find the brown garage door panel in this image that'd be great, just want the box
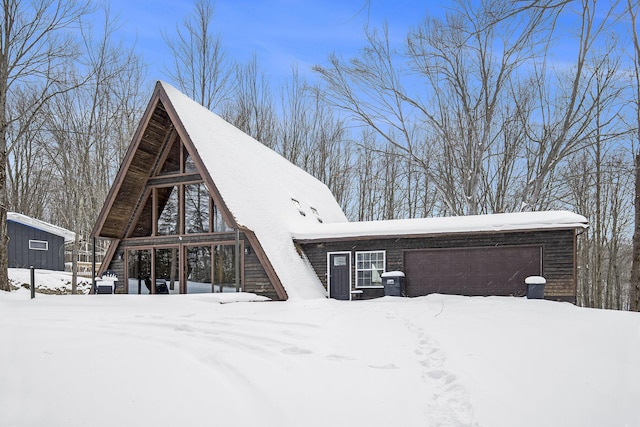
[404,246,542,297]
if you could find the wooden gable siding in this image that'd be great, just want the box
[104,231,280,300]
[299,229,578,302]
[92,83,288,300]
[98,100,173,239]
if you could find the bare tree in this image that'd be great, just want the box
[407,0,556,214]
[38,8,145,293]
[315,0,562,217]
[163,0,231,111]
[567,145,633,309]
[276,68,353,213]
[517,0,622,211]
[314,25,438,216]
[223,56,277,148]
[0,0,92,291]
[6,85,55,218]
[629,0,640,311]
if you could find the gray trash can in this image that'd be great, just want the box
[381,271,405,296]
[525,276,546,299]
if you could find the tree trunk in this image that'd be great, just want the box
[71,232,79,295]
[0,140,8,291]
[0,79,8,291]
[631,153,640,311]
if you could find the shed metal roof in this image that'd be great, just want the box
[8,213,76,243]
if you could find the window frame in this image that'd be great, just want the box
[355,250,386,288]
[29,240,49,251]
[184,182,211,234]
[154,184,181,236]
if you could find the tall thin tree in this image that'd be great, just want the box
[163,0,231,111]
[628,0,640,311]
[0,0,91,291]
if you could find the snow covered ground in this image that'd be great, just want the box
[1,275,639,426]
[8,268,92,294]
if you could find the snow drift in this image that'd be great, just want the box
[1,287,638,427]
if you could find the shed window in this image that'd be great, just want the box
[29,240,49,251]
[356,251,385,288]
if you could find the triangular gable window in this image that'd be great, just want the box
[158,141,180,175]
[184,145,198,174]
[154,135,198,177]
[127,136,232,237]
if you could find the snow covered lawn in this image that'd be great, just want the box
[8,268,92,294]
[1,289,639,427]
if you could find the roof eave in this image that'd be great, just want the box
[293,224,588,244]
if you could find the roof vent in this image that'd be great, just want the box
[291,198,306,216]
[310,207,323,223]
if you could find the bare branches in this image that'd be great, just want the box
[163,0,231,111]
[0,0,94,291]
[628,0,640,311]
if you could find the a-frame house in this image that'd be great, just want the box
[91,81,348,300]
[94,81,588,303]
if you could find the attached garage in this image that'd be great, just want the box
[295,211,588,303]
[403,246,542,297]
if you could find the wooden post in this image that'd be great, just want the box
[30,266,35,299]
[235,228,240,292]
[92,237,97,294]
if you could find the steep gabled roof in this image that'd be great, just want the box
[161,82,349,299]
[93,81,348,300]
[92,89,176,239]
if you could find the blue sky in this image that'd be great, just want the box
[101,0,634,94]
[105,0,443,87]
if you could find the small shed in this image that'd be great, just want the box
[7,213,76,271]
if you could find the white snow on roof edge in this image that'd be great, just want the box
[8,212,76,243]
[292,210,588,241]
[160,81,347,300]
[156,82,588,301]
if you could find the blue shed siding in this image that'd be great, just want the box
[8,220,66,271]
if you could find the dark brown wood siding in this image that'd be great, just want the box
[99,101,173,239]
[105,231,280,300]
[299,229,578,302]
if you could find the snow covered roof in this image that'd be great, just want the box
[160,82,348,299]
[292,211,588,242]
[8,212,76,243]
[94,82,588,301]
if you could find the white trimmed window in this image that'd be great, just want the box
[356,251,385,288]
[29,240,48,251]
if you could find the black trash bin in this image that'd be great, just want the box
[381,271,405,296]
[525,276,546,299]
[155,279,170,294]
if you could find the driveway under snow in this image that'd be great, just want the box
[1,290,639,427]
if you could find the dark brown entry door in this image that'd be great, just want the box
[404,246,542,297]
[329,253,350,300]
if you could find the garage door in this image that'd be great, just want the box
[403,246,542,297]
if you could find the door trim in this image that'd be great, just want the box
[327,251,352,300]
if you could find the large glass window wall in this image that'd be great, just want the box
[126,243,239,294]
